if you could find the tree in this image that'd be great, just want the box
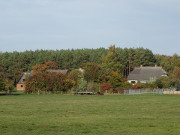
[101,83,111,92]
[102,45,124,74]
[172,67,180,86]
[25,72,75,94]
[109,71,123,88]
[32,64,48,75]
[155,79,163,89]
[69,69,83,86]
[160,77,175,88]
[25,63,75,94]
[83,62,102,82]
[172,67,180,80]
[87,82,100,92]
[44,61,57,69]
[76,78,87,92]
[0,56,4,79]
[0,79,5,91]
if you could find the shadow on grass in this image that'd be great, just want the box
[0,93,22,96]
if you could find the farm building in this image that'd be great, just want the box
[127,65,168,84]
[16,72,33,90]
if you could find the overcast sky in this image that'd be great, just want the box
[0,0,180,55]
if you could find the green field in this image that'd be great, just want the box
[0,94,179,135]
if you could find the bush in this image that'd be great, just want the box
[113,88,124,94]
[76,78,87,92]
[101,83,111,92]
[25,72,75,94]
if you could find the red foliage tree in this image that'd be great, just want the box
[25,71,75,94]
[101,83,111,91]
[26,62,74,94]
[44,61,57,69]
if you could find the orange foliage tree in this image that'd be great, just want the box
[44,61,57,69]
[25,72,75,94]
[25,62,75,94]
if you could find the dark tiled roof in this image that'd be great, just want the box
[127,67,167,81]
[48,69,69,74]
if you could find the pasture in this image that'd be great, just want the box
[0,94,179,135]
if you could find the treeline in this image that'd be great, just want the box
[0,46,180,92]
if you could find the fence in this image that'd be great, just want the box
[124,88,176,95]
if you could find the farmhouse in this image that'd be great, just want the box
[16,72,32,90]
[127,65,168,84]
[16,69,69,90]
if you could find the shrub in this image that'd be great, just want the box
[113,88,124,94]
[101,83,111,91]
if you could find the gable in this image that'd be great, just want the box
[17,73,32,84]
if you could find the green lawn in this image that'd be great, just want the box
[0,94,179,135]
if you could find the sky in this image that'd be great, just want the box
[0,0,180,55]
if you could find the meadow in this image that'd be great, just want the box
[0,93,179,135]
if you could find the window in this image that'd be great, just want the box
[161,73,168,77]
[23,79,25,82]
[131,81,136,84]
[21,85,23,87]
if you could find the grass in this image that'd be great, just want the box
[0,93,180,135]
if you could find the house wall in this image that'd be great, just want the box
[16,84,25,90]
[140,80,147,83]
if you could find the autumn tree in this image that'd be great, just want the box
[44,61,57,69]
[83,62,102,82]
[25,62,75,94]
[172,67,180,86]
[32,64,48,75]
[101,83,111,92]
[109,71,123,88]
[25,72,75,94]
[172,67,180,80]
